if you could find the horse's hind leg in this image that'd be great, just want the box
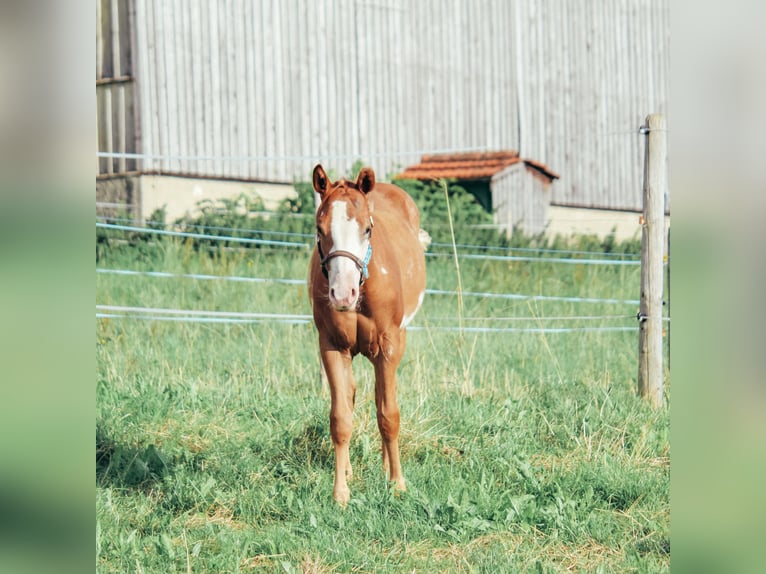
[373,332,406,492]
[320,345,356,505]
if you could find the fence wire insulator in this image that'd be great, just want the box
[636,311,648,323]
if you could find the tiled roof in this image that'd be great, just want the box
[396,151,559,181]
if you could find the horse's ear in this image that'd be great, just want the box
[356,167,375,194]
[313,164,329,196]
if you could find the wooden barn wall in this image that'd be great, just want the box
[97,0,138,174]
[491,165,551,235]
[112,0,668,211]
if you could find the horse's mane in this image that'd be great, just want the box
[335,179,357,190]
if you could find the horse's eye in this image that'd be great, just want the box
[365,227,372,237]
[316,226,324,237]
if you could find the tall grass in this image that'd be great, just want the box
[97,236,668,573]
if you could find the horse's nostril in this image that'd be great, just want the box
[351,287,357,299]
[330,288,336,299]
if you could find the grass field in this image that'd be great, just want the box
[96,237,669,573]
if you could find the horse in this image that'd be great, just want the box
[308,164,429,505]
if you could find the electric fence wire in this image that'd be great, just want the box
[96,305,640,334]
[96,222,641,266]
[97,268,641,306]
[96,216,640,260]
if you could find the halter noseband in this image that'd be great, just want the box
[318,244,372,285]
[316,216,374,285]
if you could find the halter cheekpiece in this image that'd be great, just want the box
[317,216,374,285]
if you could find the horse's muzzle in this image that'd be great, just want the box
[329,283,359,311]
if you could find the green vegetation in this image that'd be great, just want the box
[97,165,639,261]
[96,181,666,573]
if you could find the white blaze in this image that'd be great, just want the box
[329,200,367,281]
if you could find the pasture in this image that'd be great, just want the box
[96,231,669,572]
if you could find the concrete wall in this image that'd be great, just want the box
[96,174,296,222]
[546,205,670,242]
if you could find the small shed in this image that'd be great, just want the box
[397,151,559,236]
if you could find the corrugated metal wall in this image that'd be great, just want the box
[103,0,669,211]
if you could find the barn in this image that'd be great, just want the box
[396,151,559,237]
[96,0,669,236]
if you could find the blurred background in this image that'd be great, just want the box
[1,0,765,571]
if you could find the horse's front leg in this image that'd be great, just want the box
[373,330,406,493]
[320,345,356,505]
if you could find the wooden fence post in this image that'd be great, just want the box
[638,114,666,407]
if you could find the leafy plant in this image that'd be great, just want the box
[395,178,494,244]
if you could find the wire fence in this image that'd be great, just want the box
[96,222,311,248]
[96,215,641,260]
[97,268,307,286]
[96,268,641,306]
[96,159,656,334]
[96,221,641,266]
[96,305,644,334]
[96,265,661,334]
[95,270,656,332]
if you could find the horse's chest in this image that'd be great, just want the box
[326,313,391,360]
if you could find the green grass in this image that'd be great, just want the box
[96,239,669,573]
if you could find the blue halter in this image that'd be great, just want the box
[360,244,372,279]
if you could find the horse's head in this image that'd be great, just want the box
[313,164,376,311]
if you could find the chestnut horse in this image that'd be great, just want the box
[308,164,428,505]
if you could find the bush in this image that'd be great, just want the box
[394,178,495,245]
[96,171,640,259]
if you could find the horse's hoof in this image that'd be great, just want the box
[333,487,350,507]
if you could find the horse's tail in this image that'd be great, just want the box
[418,228,431,251]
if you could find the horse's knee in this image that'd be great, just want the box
[376,406,400,440]
[330,411,353,445]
